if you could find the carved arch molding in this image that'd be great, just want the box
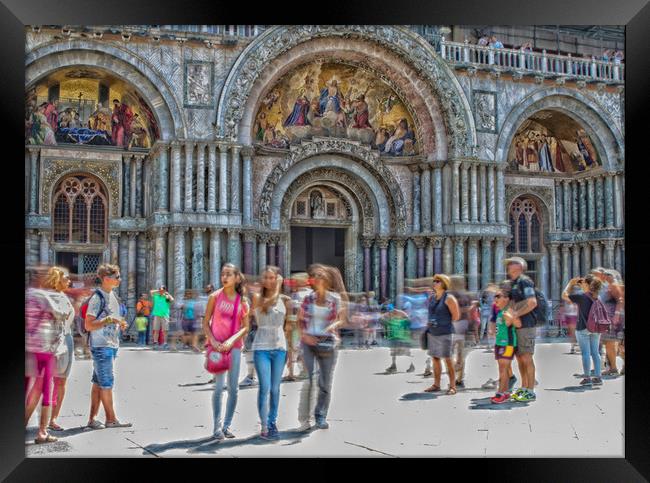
[217,25,475,155]
[505,184,554,233]
[259,138,407,234]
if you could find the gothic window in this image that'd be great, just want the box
[52,174,107,245]
[296,200,306,216]
[509,197,543,254]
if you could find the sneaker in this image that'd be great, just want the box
[162,344,169,350]
[513,389,536,402]
[481,378,497,390]
[267,423,280,439]
[508,375,518,393]
[223,428,235,439]
[371,340,378,346]
[297,421,312,432]
[603,368,619,376]
[490,392,510,404]
[239,375,256,387]
[510,388,525,400]
[423,368,433,377]
[260,428,270,440]
[579,378,593,386]
[570,345,576,354]
[153,344,159,351]
[591,377,603,386]
[315,417,329,430]
[212,430,225,440]
[385,364,397,374]
[406,363,415,373]
[456,380,465,388]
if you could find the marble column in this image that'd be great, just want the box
[157,145,169,212]
[614,240,623,274]
[39,231,50,265]
[467,238,479,291]
[451,161,461,223]
[257,234,268,275]
[118,233,128,300]
[578,180,587,230]
[479,165,488,223]
[209,228,222,288]
[196,143,206,212]
[191,227,205,290]
[432,164,443,232]
[405,239,417,280]
[377,238,389,301]
[122,156,131,217]
[587,177,596,230]
[267,237,277,267]
[207,143,217,212]
[571,244,581,279]
[487,165,496,223]
[581,242,592,275]
[154,227,166,289]
[443,237,453,274]
[561,244,571,290]
[243,231,255,275]
[218,143,229,213]
[549,243,560,301]
[396,239,406,296]
[493,239,506,281]
[167,230,175,295]
[415,238,426,278]
[442,164,451,225]
[110,232,120,265]
[603,240,615,269]
[227,229,242,268]
[481,237,493,288]
[28,148,39,214]
[496,164,506,223]
[130,156,138,218]
[362,238,373,293]
[460,162,469,223]
[614,174,623,228]
[555,180,563,231]
[621,242,625,278]
[604,174,615,228]
[242,147,253,225]
[425,237,434,277]
[571,181,579,231]
[137,233,146,295]
[173,227,187,300]
[127,232,137,316]
[596,175,605,229]
[433,238,443,275]
[453,236,466,276]
[420,165,431,232]
[539,246,549,299]
[470,163,479,223]
[411,166,421,233]
[592,241,603,268]
[562,179,571,231]
[184,142,194,212]
[170,142,182,213]
[277,237,287,276]
[230,145,241,213]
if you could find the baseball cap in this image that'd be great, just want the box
[503,256,527,271]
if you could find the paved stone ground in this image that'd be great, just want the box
[25,340,624,458]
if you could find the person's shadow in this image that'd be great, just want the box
[143,427,314,456]
[545,385,601,393]
[399,392,438,401]
[468,396,530,410]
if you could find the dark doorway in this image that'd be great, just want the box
[290,226,345,278]
[55,251,102,284]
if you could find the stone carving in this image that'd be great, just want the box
[260,138,407,234]
[185,61,213,107]
[505,184,554,232]
[474,90,497,133]
[588,90,623,135]
[40,158,121,217]
[217,25,473,156]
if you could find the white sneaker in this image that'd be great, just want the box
[239,376,256,387]
[297,421,312,432]
[481,378,497,390]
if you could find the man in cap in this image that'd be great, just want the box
[504,257,538,402]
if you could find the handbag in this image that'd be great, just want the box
[314,335,336,357]
[205,292,240,374]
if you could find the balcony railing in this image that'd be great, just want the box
[440,38,624,84]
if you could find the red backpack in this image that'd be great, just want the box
[586,295,612,334]
[78,290,107,335]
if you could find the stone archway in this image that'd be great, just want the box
[25,40,186,140]
[496,87,624,171]
[216,25,477,157]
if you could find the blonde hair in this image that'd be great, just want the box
[42,266,68,290]
[260,265,282,314]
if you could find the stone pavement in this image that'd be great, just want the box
[26,341,624,458]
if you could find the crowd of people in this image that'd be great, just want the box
[25,253,624,444]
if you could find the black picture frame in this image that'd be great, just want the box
[4,0,649,480]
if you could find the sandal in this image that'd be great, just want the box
[47,422,64,431]
[105,420,133,428]
[34,434,58,444]
[424,384,441,393]
[446,387,457,395]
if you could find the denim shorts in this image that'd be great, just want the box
[91,347,118,389]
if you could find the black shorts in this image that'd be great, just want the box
[182,318,196,333]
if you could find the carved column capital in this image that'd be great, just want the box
[361,237,374,249]
[172,225,188,234]
[243,230,257,243]
[192,226,207,235]
[431,237,443,249]
[126,231,139,240]
[413,237,427,249]
[468,237,479,248]
[228,228,242,239]
[375,237,390,249]
[241,146,255,158]
[257,233,270,244]
[395,238,407,249]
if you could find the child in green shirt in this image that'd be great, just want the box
[135,312,148,346]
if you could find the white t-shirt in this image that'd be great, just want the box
[253,297,287,351]
[45,291,75,336]
[86,288,122,349]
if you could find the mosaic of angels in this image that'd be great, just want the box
[508,110,600,174]
[25,68,159,148]
[253,62,418,156]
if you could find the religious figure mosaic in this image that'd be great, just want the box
[253,62,417,156]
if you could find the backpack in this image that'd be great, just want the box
[78,290,107,335]
[531,288,549,326]
[586,295,612,333]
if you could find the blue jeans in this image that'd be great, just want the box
[90,347,118,389]
[212,348,241,435]
[299,342,338,423]
[137,331,146,345]
[576,329,601,378]
[254,349,287,429]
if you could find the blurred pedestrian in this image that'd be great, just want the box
[135,311,148,346]
[136,293,152,344]
[490,283,521,404]
[381,303,415,373]
[150,286,174,350]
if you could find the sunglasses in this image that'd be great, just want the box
[107,274,121,280]
[433,280,442,284]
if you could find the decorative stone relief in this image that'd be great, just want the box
[473,90,497,133]
[505,184,555,232]
[588,89,623,135]
[184,61,214,108]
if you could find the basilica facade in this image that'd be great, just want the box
[24,25,625,318]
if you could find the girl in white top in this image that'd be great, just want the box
[252,266,291,439]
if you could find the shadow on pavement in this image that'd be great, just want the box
[26,424,104,441]
[468,396,530,410]
[545,385,601,393]
[399,392,438,401]
[183,428,313,454]
[144,435,219,455]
